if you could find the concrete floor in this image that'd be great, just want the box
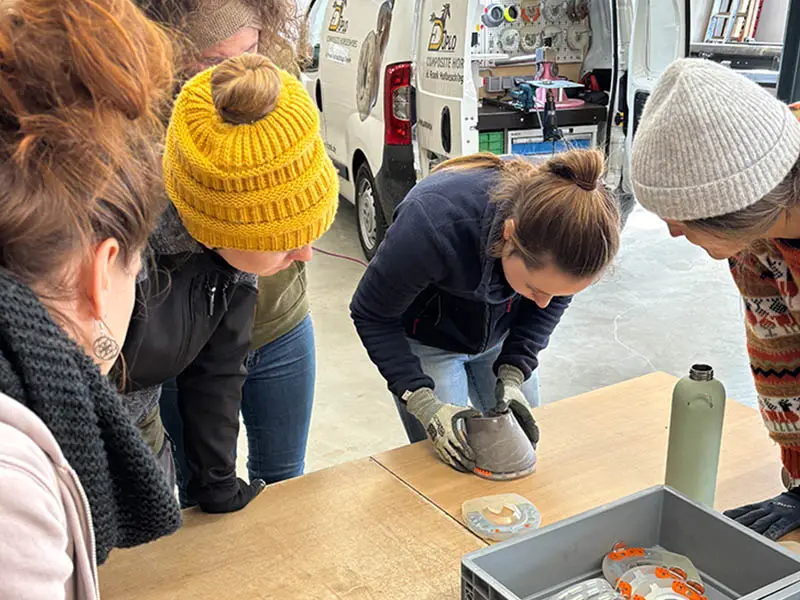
[238,200,758,476]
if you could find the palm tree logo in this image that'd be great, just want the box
[428,3,452,51]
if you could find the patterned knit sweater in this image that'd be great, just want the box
[729,103,800,487]
[730,241,800,484]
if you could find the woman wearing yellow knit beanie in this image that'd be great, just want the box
[120,53,338,514]
[164,53,337,269]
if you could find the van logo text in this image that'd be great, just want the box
[329,0,349,33]
[428,3,457,52]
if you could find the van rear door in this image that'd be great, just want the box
[625,0,689,151]
[415,0,479,177]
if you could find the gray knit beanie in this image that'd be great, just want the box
[631,58,800,221]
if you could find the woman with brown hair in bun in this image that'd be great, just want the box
[351,150,620,472]
[0,0,181,595]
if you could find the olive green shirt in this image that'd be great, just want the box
[251,262,310,350]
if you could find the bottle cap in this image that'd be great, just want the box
[689,364,714,382]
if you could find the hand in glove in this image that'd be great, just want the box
[724,489,800,540]
[199,477,266,514]
[495,365,540,447]
[405,387,480,472]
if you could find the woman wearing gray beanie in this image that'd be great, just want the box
[631,58,800,541]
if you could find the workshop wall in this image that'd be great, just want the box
[755,0,789,43]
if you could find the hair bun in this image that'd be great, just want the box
[210,53,282,125]
[546,150,603,193]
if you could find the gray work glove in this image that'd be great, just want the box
[496,365,540,447]
[405,388,480,472]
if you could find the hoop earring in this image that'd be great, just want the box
[92,321,120,362]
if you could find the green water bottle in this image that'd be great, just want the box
[664,364,726,507]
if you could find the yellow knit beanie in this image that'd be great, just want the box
[163,54,338,252]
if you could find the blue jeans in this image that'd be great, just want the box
[161,314,316,506]
[394,338,540,443]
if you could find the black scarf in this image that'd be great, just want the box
[0,272,181,564]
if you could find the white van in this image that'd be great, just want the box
[300,0,690,258]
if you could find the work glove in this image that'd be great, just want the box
[199,477,266,514]
[495,365,540,447]
[405,387,480,472]
[724,489,800,540]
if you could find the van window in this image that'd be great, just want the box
[304,0,328,71]
[645,0,679,75]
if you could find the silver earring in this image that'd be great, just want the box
[92,321,120,362]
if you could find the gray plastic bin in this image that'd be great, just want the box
[462,487,800,600]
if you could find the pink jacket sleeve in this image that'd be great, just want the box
[0,423,74,600]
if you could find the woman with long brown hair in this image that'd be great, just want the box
[0,0,181,596]
[351,150,620,471]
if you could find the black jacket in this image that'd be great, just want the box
[350,167,571,398]
[122,207,257,507]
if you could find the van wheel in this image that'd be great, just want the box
[355,163,387,261]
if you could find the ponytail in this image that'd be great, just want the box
[492,149,619,278]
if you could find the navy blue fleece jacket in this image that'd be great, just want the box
[350,167,571,399]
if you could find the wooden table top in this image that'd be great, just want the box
[99,459,484,600]
[100,373,793,598]
[373,373,784,527]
